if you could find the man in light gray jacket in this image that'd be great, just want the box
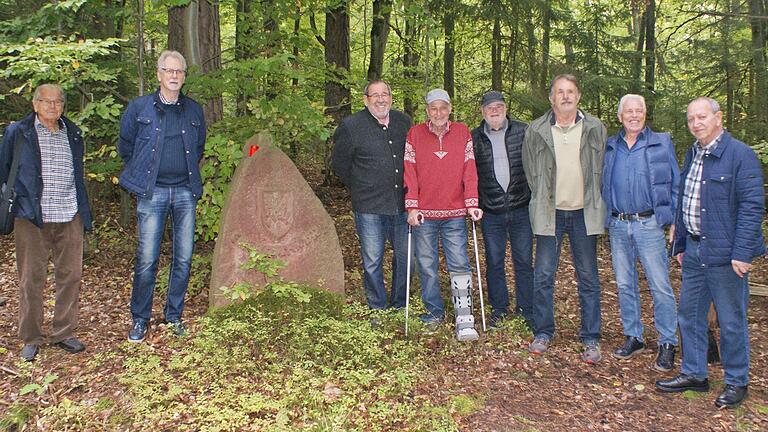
[522,74,607,364]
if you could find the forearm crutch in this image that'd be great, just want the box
[471,219,487,332]
[405,225,412,336]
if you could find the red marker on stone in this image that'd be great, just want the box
[249,145,260,157]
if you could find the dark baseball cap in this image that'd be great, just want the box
[481,91,505,107]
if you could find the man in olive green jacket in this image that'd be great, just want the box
[522,74,607,364]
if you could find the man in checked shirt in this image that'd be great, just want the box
[656,97,765,409]
[0,84,93,362]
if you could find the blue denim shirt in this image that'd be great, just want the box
[610,129,653,214]
[118,90,206,200]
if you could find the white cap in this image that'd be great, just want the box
[425,88,451,105]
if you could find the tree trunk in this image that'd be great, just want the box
[631,8,646,93]
[593,13,601,119]
[367,0,392,81]
[443,2,455,99]
[491,16,502,91]
[235,0,254,114]
[403,16,420,118]
[539,0,552,92]
[120,0,145,229]
[524,14,538,102]
[723,0,737,129]
[323,0,351,185]
[168,0,223,124]
[749,0,768,124]
[644,0,656,122]
[508,2,519,91]
[290,6,301,157]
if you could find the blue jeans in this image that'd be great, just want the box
[679,235,750,386]
[413,217,471,320]
[130,186,197,324]
[481,207,534,323]
[532,209,601,343]
[354,211,409,309]
[608,216,677,345]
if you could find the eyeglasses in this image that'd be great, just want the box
[160,67,186,76]
[484,103,506,112]
[366,92,391,99]
[36,99,64,107]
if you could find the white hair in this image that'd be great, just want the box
[33,83,65,104]
[688,97,720,113]
[157,50,187,71]
[617,94,646,120]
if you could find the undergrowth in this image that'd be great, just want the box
[107,284,455,431]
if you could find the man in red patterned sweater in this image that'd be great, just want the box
[404,88,483,341]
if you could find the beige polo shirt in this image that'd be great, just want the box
[552,119,584,210]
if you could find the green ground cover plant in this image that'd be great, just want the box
[109,285,455,431]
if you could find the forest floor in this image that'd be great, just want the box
[1,159,767,431]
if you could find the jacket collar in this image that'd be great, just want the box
[699,131,729,159]
[549,110,584,126]
[481,116,509,135]
[152,89,186,109]
[608,126,655,151]
[20,112,76,135]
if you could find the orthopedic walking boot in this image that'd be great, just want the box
[451,272,479,342]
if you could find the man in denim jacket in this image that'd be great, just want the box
[118,50,206,342]
[602,94,680,371]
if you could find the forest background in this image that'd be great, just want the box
[2,0,768,241]
[2,1,768,430]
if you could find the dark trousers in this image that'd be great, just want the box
[15,215,83,344]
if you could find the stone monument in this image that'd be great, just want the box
[209,133,345,308]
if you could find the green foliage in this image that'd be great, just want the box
[449,394,484,417]
[751,140,768,166]
[238,243,286,279]
[19,373,59,397]
[196,134,243,240]
[247,92,333,147]
[115,283,455,431]
[217,245,338,319]
[0,0,89,40]
[0,36,121,94]
[0,403,34,431]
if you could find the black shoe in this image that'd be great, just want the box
[128,321,148,343]
[54,337,85,354]
[715,385,748,408]
[613,336,645,359]
[655,374,710,393]
[655,343,676,372]
[166,320,187,337]
[20,344,38,362]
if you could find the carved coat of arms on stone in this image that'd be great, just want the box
[259,187,294,243]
